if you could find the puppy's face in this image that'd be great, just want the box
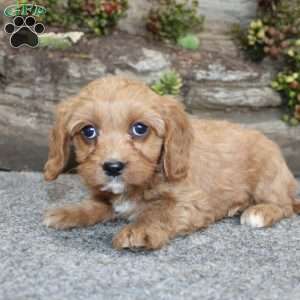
[44,77,193,194]
[70,92,165,193]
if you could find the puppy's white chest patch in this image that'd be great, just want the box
[113,200,137,220]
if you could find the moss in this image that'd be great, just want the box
[177,34,200,50]
[39,36,72,50]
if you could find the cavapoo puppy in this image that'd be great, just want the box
[44,76,300,250]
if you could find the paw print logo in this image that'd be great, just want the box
[4,16,45,48]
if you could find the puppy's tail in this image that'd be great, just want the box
[293,198,300,214]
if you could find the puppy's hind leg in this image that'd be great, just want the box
[240,203,290,228]
[44,200,113,230]
[241,157,297,228]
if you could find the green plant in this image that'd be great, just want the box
[38,0,128,35]
[285,39,300,70]
[242,19,268,61]
[151,71,183,96]
[239,0,300,61]
[146,0,204,43]
[272,72,300,125]
[237,0,300,125]
[177,34,200,50]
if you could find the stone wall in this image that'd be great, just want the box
[199,0,256,26]
[0,0,256,32]
[118,0,257,34]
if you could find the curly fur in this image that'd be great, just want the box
[44,76,300,250]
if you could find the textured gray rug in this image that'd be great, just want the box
[0,172,299,300]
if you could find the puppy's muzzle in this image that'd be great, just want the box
[102,160,125,177]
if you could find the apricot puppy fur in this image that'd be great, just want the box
[44,76,300,250]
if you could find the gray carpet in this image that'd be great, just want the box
[0,171,300,300]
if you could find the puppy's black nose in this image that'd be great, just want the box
[102,161,125,177]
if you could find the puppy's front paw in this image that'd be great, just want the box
[43,206,81,230]
[113,224,168,250]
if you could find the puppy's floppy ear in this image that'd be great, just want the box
[160,97,193,181]
[44,101,73,181]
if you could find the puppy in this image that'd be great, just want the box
[44,76,300,250]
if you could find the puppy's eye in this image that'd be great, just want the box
[131,122,149,138]
[81,125,98,140]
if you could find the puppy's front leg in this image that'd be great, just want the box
[113,220,171,250]
[113,193,219,250]
[113,197,176,250]
[44,199,113,230]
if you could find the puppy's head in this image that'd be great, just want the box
[44,76,193,194]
